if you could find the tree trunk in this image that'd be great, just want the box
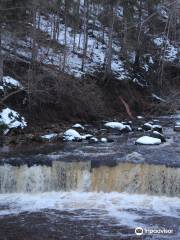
[81,0,89,72]
[0,22,3,85]
[63,1,67,73]
[105,4,115,77]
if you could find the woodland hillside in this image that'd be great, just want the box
[0,0,180,127]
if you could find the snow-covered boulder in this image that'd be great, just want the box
[137,116,144,119]
[174,126,180,132]
[143,123,153,131]
[142,123,162,133]
[101,138,107,143]
[150,131,166,143]
[0,108,27,133]
[72,123,85,130]
[89,137,98,143]
[152,125,163,133]
[41,133,58,141]
[105,122,125,130]
[0,76,23,91]
[135,136,161,145]
[63,129,82,141]
[104,122,132,132]
[81,134,93,140]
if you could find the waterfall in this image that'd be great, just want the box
[0,162,91,193]
[0,161,179,197]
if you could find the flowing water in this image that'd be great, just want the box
[0,115,179,239]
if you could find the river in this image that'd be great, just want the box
[0,114,179,239]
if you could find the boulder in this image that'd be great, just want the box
[142,123,153,131]
[152,125,163,133]
[41,133,58,141]
[0,108,27,134]
[72,123,85,130]
[104,122,132,133]
[142,123,163,133]
[135,136,161,145]
[150,131,166,143]
[89,137,98,143]
[63,129,82,141]
[174,126,180,132]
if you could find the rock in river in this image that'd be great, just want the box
[104,122,132,132]
[150,131,166,143]
[135,136,161,145]
[63,129,82,142]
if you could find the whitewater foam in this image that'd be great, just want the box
[0,192,179,228]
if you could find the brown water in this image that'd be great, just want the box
[0,114,179,239]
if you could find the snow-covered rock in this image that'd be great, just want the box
[124,125,132,132]
[135,136,161,145]
[152,125,163,133]
[150,131,166,143]
[89,137,98,143]
[63,129,82,141]
[72,123,85,130]
[142,123,162,133]
[41,133,58,141]
[101,138,107,143]
[105,122,126,131]
[174,126,180,132]
[104,122,132,132]
[137,116,144,119]
[143,123,153,131]
[0,108,27,131]
[0,76,23,91]
[81,134,93,140]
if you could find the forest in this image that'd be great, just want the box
[0,0,179,128]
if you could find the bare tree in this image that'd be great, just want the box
[81,0,90,71]
[105,3,115,77]
[0,21,3,85]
